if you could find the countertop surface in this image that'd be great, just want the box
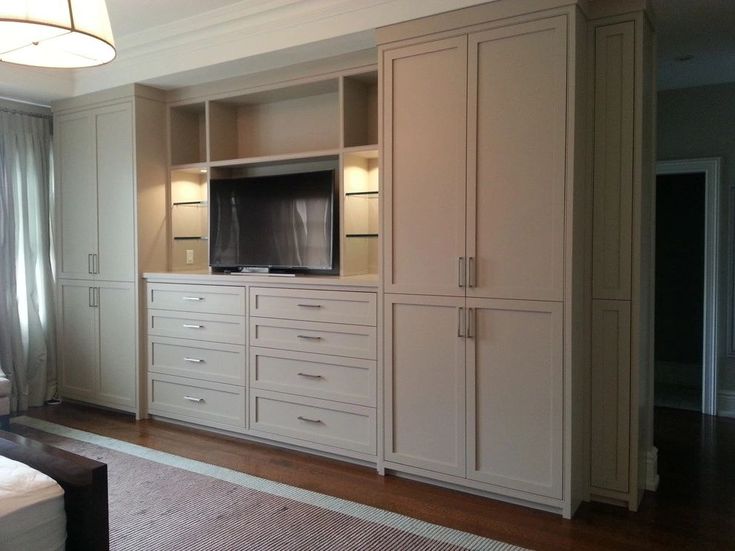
[142,270,380,289]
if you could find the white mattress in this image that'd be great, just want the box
[0,455,66,551]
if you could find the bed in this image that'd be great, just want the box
[0,429,109,551]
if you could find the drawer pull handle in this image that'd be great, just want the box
[297,303,322,308]
[297,416,323,424]
[297,335,322,341]
[298,372,323,379]
[184,357,204,363]
[184,395,204,403]
[182,296,203,301]
[182,324,203,329]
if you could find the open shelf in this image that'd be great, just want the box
[208,149,340,169]
[170,103,206,165]
[209,79,340,162]
[345,190,379,197]
[342,72,378,148]
[173,200,207,206]
[346,233,378,238]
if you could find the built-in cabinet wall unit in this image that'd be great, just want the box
[378,0,653,518]
[53,84,168,416]
[49,0,656,520]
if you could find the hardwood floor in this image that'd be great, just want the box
[18,404,735,550]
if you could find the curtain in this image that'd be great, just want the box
[0,110,56,412]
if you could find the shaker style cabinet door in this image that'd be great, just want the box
[95,104,136,282]
[466,17,567,301]
[384,294,466,476]
[382,36,468,297]
[58,280,99,400]
[97,282,136,408]
[56,112,98,280]
[466,298,563,499]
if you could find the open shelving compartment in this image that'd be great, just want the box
[170,102,207,166]
[170,166,208,270]
[342,148,379,276]
[342,71,378,149]
[208,79,341,163]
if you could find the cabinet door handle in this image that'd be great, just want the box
[95,287,100,308]
[297,335,322,341]
[183,357,204,363]
[93,253,98,274]
[467,307,475,339]
[298,372,324,379]
[183,395,204,403]
[297,303,322,308]
[458,257,465,288]
[468,257,475,288]
[182,324,203,329]
[182,296,203,301]
[297,416,323,424]
[88,287,94,307]
[458,307,465,337]
[88,254,93,274]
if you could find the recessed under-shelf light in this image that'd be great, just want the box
[199,169,208,174]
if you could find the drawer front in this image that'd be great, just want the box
[250,288,377,326]
[250,347,375,406]
[149,337,245,386]
[148,309,245,345]
[148,374,246,430]
[250,318,376,360]
[250,390,376,455]
[148,283,245,316]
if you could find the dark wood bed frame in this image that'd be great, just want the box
[0,430,109,551]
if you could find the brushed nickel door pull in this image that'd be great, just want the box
[182,296,203,301]
[88,254,93,274]
[467,307,475,339]
[468,257,475,288]
[298,372,324,379]
[297,416,323,424]
[183,395,204,403]
[297,303,322,308]
[297,335,322,341]
[458,307,465,337]
[183,357,204,363]
[458,257,465,288]
[182,324,203,329]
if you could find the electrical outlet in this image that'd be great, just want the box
[186,249,194,265]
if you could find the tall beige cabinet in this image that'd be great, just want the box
[54,85,168,415]
[379,2,589,517]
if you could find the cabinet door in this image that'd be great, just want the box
[384,294,465,476]
[58,280,98,400]
[56,112,98,280]
[95,104,136,281]
[467,17,567,301]
[382,37,467,296]
[98,282,136,408]
[466,298,563,499]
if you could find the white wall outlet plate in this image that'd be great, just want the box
[186,249,194,264]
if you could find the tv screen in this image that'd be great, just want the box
[209,170,338,273]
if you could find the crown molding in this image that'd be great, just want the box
[72,0,489,97]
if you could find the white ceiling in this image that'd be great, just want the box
[2,0,734,105]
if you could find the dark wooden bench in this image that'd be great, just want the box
[0,429,109,551]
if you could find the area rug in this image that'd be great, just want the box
[10,416,526,551]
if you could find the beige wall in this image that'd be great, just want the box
[657,82,735,412]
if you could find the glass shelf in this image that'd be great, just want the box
[346,233,378,238]
[173,236,208,241]
[172,200,207,206]
[345,190,379,197]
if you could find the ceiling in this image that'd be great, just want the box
[1,0,734,105]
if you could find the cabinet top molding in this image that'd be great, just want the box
[376,0,652,46]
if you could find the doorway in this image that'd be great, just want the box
[654,159,720,415]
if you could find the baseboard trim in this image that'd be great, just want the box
[717,390,735,418]
[646,446,659,491]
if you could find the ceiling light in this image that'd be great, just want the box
[0,1,115,68]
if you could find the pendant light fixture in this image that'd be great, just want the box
[0,0,116,68]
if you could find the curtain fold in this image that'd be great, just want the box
[0,110,56,412]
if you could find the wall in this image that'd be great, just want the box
[657,82,735,415]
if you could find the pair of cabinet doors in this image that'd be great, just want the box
[55,103,136,282]
[382,16,567,302]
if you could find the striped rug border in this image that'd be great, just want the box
[12,416,526,551]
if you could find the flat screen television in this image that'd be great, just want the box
[209,170,338,274]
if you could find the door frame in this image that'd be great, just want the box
[655,158,721,415]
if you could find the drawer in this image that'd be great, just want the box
[250,288,376,326]
[147,283,245,316]
[250,318,376,360]
[250,347,375,406]
[148,309,245,345]
[148,374,246,430]
[250,389,376,455]
[149,337,245,386]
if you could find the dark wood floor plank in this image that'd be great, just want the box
[17,404,735,550]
